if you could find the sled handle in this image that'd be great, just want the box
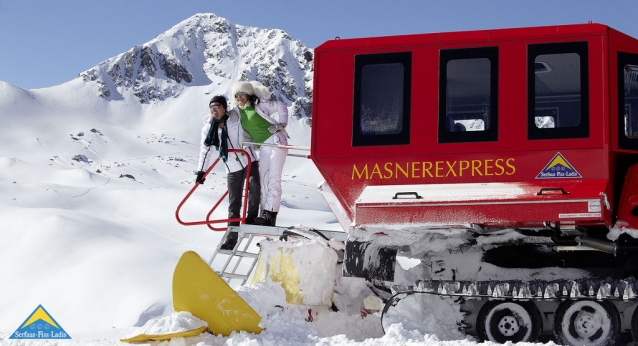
[392,192,423,199]
[536,187,569,195]
[175,149,252,231]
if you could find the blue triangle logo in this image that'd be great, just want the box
[9,305,71,339]
[536,152,582,179]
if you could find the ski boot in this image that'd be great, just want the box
[254,210,278,227]
[220,231,239,250]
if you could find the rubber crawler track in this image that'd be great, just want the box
[382,278,638,344]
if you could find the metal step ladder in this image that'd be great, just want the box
[207,226,261,286]
[207,225,347,286]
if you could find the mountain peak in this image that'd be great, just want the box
[78,13,313,119]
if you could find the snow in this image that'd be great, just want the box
[608,221,638,240]
[255,239,339,306]
[317,181,352,232]
[124,312,207,337]
[0,13,562,346]
[356,182,527,205]
[381,293,466,341]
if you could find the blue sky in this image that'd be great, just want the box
[2,0,638,89]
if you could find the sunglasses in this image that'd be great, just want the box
[234,92,247,99]
[209,104,223,110]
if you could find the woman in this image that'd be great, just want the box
[229,81,289,226]
[197,95,260,249]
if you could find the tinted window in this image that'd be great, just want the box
[534,53,581,128]
[353,52,411,147]
[624,64,638,138]
[528,42,589,140]
[446,58,491,132]
[618,52,638,150]
[439,47,499,143]
[360,63,404,135]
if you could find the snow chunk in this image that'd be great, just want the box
[381,293,466,341]
[256,239,338,307]
[609,221,638,240]
[312,310,384,341]
[123,311,207,338]
[236,280,288,321]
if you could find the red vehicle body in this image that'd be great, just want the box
[310,24,638,344]
[312,23,638,232]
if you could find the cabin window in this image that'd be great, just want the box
[528,42,589,140]
[439,47,499,143]
[624,65,638,138]
[352,52,411,147]
[618,52,638,150]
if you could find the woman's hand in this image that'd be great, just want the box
[268,123,286,134]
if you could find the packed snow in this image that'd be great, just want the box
[123,312,207,337]
[254,239,339,306]
[0,12,567,346]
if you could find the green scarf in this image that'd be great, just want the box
[204,114,229,163]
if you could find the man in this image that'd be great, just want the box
[196,95,260,250]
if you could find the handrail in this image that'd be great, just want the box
[242,141,311,158]
[175,149,252,231]
[242,141,310,151]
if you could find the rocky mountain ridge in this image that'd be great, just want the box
[78,13,314,120]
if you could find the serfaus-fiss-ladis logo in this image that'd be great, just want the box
[536,152,582,179]
[10,305,71,339]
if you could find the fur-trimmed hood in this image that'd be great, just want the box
[230,80,272,107]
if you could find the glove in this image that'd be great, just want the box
[268,123,286,134]
[196,171,206,184]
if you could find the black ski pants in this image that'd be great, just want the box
[227,161,260,226]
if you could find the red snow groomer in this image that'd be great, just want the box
[311,23,638,345]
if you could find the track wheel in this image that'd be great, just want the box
[476,301,542,343]
[554,300,620,346]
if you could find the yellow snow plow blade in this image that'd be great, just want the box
[172,251,263,336]
[120,326,208,343]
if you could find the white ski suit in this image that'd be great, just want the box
[229,99,289,213]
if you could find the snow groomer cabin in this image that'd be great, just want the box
[310,24,638,344]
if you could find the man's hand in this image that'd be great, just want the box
[196,171,206,184]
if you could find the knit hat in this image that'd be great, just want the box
[209,95,227,110]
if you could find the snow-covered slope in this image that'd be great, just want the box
[0,12,330,343]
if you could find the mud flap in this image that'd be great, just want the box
[343,240,397,281]
[172,251,263,336]
[120,326,208,343]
